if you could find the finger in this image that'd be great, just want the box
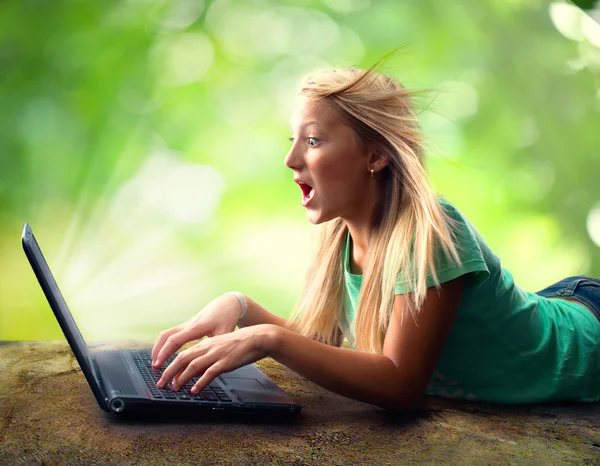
[190,363,226,394]
[157,351,192,388]
[154,326,205,368]
[171,342,208,389]
[172,356,210,390]
[151,326,183,365]
[158,342,203,387]
[167,368,185,390]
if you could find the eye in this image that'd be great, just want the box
[308,137,319,146]
[288,137,295,144]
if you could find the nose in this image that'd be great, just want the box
[284,141,303,171]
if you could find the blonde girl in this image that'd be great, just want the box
[151,67,600,408]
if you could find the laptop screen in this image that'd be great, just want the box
[22,224,90,359]
[21,224,109,410]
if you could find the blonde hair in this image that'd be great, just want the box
[286,65,462,353]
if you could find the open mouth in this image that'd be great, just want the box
[298,182,315,206]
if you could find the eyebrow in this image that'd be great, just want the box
[289,120,321,131]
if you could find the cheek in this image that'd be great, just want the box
[317,167,366,209]
[314,154,360,183]
[316,166,348,200]
[310,144,367,197]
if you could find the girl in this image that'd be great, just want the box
[151,67,600,409]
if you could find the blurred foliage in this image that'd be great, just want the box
[571,0,596,11]
[1,0,599,341]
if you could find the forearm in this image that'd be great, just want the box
[237,295,296,331]
[266,325,421,410]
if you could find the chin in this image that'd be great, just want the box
[306,209,335,225]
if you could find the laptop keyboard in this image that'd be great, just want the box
[131,351,232,402]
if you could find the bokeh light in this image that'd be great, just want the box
[587,202,600,247]
[1,0,599,341]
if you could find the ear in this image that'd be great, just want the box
[368,147,391,173]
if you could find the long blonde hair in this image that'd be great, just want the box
[286,65,461,353]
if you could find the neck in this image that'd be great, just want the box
[344,198,381,275]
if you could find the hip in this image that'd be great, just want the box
[535,275,600,323]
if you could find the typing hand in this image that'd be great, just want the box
[157,324,275,394]
[151,293,243,369]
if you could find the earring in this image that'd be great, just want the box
[370,168,375,179]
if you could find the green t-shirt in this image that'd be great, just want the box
[341,197,600,404]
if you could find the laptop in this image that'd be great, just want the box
[22,223,301,418]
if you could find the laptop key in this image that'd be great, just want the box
[135,350,214,402]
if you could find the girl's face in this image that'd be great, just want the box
[285,96,373,225]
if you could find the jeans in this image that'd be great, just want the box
[535,275,600,323]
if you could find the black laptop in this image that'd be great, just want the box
[22,223,301,418]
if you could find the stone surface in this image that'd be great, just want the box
[0,341,599,465]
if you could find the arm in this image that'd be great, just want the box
[267,275,465,410]
[238,295,292,329]
[159,276,464,410]
[239,295,336,340]
[152,293,294,368]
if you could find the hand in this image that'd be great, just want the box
[156,324,275,393]
[151,293,243,369]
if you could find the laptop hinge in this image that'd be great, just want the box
[90,355,110,408]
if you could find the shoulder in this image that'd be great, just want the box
[435,196,486,256]
[437,196,499,288]
[436,196,468,225]
[405,195,493,291]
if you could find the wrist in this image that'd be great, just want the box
[257,324,280,355]
[224,291,247,322]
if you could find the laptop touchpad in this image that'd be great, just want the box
[223,377,272,402]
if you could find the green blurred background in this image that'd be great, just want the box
[1,0,599,341]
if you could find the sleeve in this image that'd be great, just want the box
[394,199,491,295]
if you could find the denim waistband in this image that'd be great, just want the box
[535,275,600,323]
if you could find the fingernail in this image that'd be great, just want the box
[157,379,163,387]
